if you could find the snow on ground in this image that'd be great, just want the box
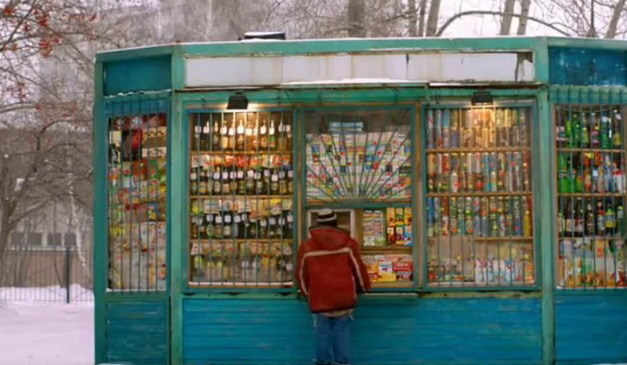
[0,287,93,365]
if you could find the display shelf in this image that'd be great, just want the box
[428,236,533,242]
[191,150,291,155]
[558,235,625,240]
[189,281,293,288]
[426,147,531,153]
[427,191,532,197]
[371,281,413,288]
[191,239,292,244]
[557,148,624,154]
[361,246,412,253]
[307,198,411,205]
[558,193,626,197]
[427,281,534,288]
[191,195,288,199]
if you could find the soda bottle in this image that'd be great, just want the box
[590,112,600,148]
[574,198,584,237]
[601,113,612,149]
[612,109,623,149]
[605,201,616,235]
[596,201,606,236]
[581,113,590,148]
[585,200,595,236]
[616,202,625,236]
[523,207,532,237]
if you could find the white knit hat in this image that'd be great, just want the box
[316,208,337,225]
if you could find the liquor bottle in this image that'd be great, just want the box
[198,169,208,195]
[278,170,288,194]
[557,210,564,236]
[613,109,623,149]
[523,207,532,237]
[596,200,606,236]
[564,199,574,236]
[585,200,595,236]
[214,215,224,239]
[190,218,199,239]
[285,121,293,151]
[205,214,214,239]
[248,217,258,238]
[267,216,277,239]
[220,120,229,150]
[255,170,265,194]
[442,109,451,148]
[497,197,506,236]
[259,119,268,149]
[574,198,584,237]
[590,112,600,148]
[240,212,249,239]
[565,116,574,147]
[237,169,246,195]
[248,117,258,150]
[285,210,294,239]
[489,197,497,236]
[575,169,584,193]
[601,113,612,149]
[287,169,294,194]
[246,169,256,194]
[223,213,232,239]
[229,170,238,194]
[268,120,277,149]
[277,120,287,151]
[583,165,593,193]
[450,110,460,148]
[212,169,222,194]
[235,117,246,151]
[190,169,199,195]
[263,168,272,194]
[496,109,507,147]
[581,113,590,148]
[232,213,240,239]
[605,201,616,235]
[228,119,236,150]
[616,202,625,236]
[221,170,231,195]
[258,217,268,239]
[212,120,221,151]
[193,118,202,150]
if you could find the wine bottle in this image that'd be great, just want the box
[221,170,231,195]
[212,169,222,194]
[613,109,623,149]
[574,198,584,237]
[596,200,606,236]
[228,119,236,150]
[205,214,214,239]
[268,119,277,149]
[605,201,616,235]
[237,169,246,195]
[277,119,287,151]
[585,200,595,236]
[259,119,268,149]
[236,117,246,151]
[212,120,221,151]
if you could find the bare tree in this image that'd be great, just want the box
[426,0,441,36]
[517,0,532,35]
[500,0,517,35]
[606,0,627,38]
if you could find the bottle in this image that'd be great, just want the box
[223,213,232,239]
[450,169,459,193]
[285,210,294,239]
[220,120,229,150]
[596,201,606,236]
[246,117,257,150]
[268,119,277,149]
[193,118,203,150]
[279,170,288,195]
[613,109,623,149]
[613,164,625,194]
[205,214,214,239]
[259,119,268,149]
[229,170,238,194]
[285,121,293,151]
[583,165,593,193]
[228,119,236,150]
[427,110,436,149]
[601,113,612,149]
[277,120,287,151]
[237,169,246,195]
[557,210,564,236]
[581,113,590,148]
[232,213,240,239]
[258,217,268,239]
[270,169,279,194]
[214,215,224,239]
[616,203,625,236]
[190,218,199,239]
[221,170,231,195]
[585,200,595,236]
[605,201,616,235]
[450,110,460,148]
[190,169,199,195]
[564,199,574,236]
[246,169,256,194]
[267,216,277,239]
[287,169,294,194]
[235,117,246,151]
[442,109,451,148]
[212,120,221,151]
[574,198,584,237]
[212,169,222,194]
[590,112,600,148]
[255,170,264,194]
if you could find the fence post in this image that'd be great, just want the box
[65,246,71,304]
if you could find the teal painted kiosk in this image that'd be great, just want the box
[94,37,627,365]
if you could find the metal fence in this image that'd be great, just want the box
[0,245,93,302]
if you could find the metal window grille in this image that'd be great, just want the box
[554,89,627,290]
[304,109,414,288]
[188,111,294,287]
[425,105,535,288]
[107,99,168,292]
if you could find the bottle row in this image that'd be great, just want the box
[426,196,532,238]
[557,153,625,194]
[557,197,625,237]
[555,109,623,149]
[191,166,294,196]
[191,197,291,217]
[190,210,294,241]
[190,241,293,284]
[191,114,292,152]
[558,238,626,287]
[426,108,531,149]
[427,152,531,193]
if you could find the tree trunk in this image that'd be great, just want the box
[500,0,516,35]
[408,0,417,36]
[516,0,531,35]
[426,0,441,36]
[418,0,428,36]
[586,0,598,37]
[605,0,626,39]
[348,0,366,37]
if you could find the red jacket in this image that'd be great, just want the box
[296,226,371,313]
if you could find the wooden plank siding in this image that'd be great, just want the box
[106,300,169,365]
[555,294,627,365]
[183,297,541,365]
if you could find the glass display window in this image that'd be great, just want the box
[554,104,627,289]
[425,106,535,288]
[188,111,294,287]
[108,112,168,291]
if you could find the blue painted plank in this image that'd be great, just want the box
[549,47,627,86]
[556,294,627,364]
[104,56,171,95]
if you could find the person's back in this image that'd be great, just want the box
[296,208,371,365]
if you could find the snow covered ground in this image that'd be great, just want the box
[0,287,93,365]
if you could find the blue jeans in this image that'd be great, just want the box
[313,313,352,365]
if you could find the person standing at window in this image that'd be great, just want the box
[296,208,371,365]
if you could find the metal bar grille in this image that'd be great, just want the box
[425,105,535,288]
[189,111,294,287]
[107,99,168,292]
[554,89,627,290]
[303,109,414,288]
